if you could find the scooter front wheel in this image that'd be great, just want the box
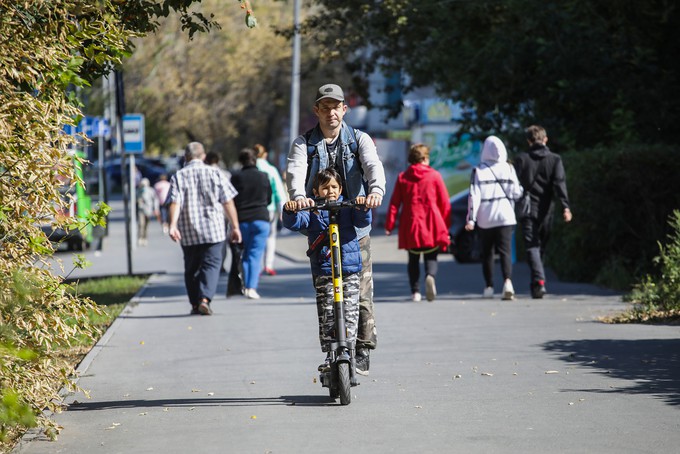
[338,362,351,405]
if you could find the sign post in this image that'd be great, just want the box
[123,114,145,250]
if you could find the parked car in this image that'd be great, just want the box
[85,157,169,190]
[449,189,482,263]
[40,185,91,251]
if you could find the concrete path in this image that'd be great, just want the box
[14,200,680,453]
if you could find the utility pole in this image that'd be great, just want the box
[288,0,301,150]
[113,69,133,276]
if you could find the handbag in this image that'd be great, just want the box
[485,163,534,220]
[226,241,245,297]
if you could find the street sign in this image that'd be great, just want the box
[123,114,145,154]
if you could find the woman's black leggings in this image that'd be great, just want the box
[407,247,439,293]
[479,225,514,287]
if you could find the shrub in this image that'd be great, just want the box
[545,143,680,290]
[622,210,680,319]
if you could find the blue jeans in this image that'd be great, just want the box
[239,220,270,289]
[181,241,224,305]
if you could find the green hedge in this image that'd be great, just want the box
[544,143,680,290]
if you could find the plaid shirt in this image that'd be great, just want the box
[167,159,238,246]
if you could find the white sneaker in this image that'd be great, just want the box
[502,280,515,300]
[245,288,260,299]
[425,275,437,302]
[483,287,494,298]
[412,292,422,302]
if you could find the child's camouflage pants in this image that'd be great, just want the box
[314,273,360,352]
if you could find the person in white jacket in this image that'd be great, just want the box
[465,136,523,299]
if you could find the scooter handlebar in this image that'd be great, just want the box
[298,199,364,211]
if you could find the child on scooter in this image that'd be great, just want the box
[282,168,371,371]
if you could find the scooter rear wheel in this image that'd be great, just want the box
[338,362,351,405]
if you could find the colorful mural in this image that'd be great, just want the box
[421,131,482,195]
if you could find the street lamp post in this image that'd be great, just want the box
[288,0,301,150]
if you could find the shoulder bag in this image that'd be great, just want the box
[485,163,534,220]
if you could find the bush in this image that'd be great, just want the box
[0,269,102,441]
[545,143,680,290]
[622,210,680,320]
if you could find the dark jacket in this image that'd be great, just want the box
[230,166,272,222]
[282,196,371,276]
[513,144,570,220]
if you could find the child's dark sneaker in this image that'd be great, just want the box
[318,354,331,372]
[355,348,370,376]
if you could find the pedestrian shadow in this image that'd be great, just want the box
[65,395,335,411]
[372,260,622,300]
[542,338,680,406]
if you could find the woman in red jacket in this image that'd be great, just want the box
[385,144,451,301]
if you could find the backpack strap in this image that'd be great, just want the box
[304,128,317,186]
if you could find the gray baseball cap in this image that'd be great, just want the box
[315,84,345,103]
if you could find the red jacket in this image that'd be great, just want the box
[385,163,452,250]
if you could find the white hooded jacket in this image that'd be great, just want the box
[467,136,523,229]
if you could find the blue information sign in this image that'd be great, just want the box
[123,114,145,154]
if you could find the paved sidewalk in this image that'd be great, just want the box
[14,202,680,453]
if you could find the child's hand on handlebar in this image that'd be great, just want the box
[354,196,366,209]
[296,197,316,210]
[284,200,299,212]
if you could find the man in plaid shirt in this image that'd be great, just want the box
[168,142,242,315]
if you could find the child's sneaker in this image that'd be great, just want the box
[425,275,437,301]
[502,279,515,300]
[318,354,331,372]
[483,287,494,298]
[411,292,422,302]
[355,348,370,376]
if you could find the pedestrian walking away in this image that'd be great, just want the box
[167,142,242,315]
[286,82,387,375]
[282,168,371,374]
[513,125,573,298]
[384,143,451,302]
[137,177,160,247]
[255,143,286,277]
[230,147,272,300]
[465,136,523,300]
[153,174,171,234]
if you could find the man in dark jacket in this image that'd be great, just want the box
[513,125,573,299]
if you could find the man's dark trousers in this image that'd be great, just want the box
[182,241,224,304]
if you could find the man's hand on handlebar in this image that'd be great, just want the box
[365,192,383,209]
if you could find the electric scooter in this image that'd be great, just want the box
[301,199,361,405]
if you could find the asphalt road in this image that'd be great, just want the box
[15,200,680,453]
